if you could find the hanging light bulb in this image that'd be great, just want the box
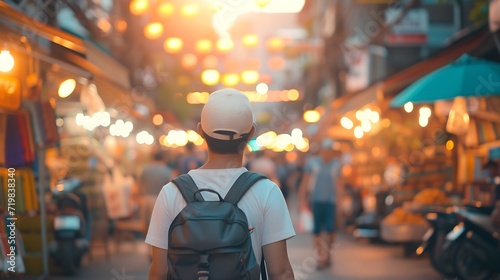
[0,50,15,73]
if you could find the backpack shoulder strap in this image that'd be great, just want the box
[224,171,267,204]
[171,174,204,203]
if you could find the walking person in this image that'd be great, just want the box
[298,139,342,270]
[146,88,295,280]
[138,150,172,233]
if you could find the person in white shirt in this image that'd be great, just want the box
[146,88,296,280]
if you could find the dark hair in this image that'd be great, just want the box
[202,131,250,154]
[153,150,165,161]
[185,142,195,152]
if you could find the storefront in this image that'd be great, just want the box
[317,24,496,245]
[0,2,158,277]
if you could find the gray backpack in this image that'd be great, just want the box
[168,171,266,280]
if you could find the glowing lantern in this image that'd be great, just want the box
[144,22,164,40]
[217,38,234,53]
[181,53,198,70]
[241,70,259,84]
[203,55,219,69]
[266,37,284,53]
[158,2,174,17]
[164,38,183,54]
[196,40,213,54]
[129,0,149,16]
[201,69,220,86]
[243,34,259,48]
[268,56,285,70]
[303,110,320,123]
[222,73,240,87]
[182,4,199,17]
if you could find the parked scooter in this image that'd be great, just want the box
[446,205,499,280]
[417,208,459,278]
[49,178,90,275]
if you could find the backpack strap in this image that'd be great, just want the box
[171,174,204,203]
[224,171,267,204]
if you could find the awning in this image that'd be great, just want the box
[0,2,86,55]
[320,25,490,140]
[0,3,155,117]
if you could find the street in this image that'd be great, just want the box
[49,232,442,280]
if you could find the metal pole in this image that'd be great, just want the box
[37,145,48,278]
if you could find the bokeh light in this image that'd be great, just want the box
[241,70,259,84]
[129,0,149,16]
[243,34,259,48]
[217,37,234,53]
[404,102,414,113]
[164,38,183,54]
[256,83,269,94]
[58,79,76,98]
[144,22,164,40]
[152,114,164,126]
[181,4,199,17]
[196,39,213,54]
[158,2,175,17]
[201,69,220,86]
[181,53,198,70]
[222,73,240,87]
[303,110,320,123]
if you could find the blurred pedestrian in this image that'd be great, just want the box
[175,142,202,175]
[298,139,342,270]
[248,150,280,187]
[146,88,295,280]
[138,150,172,231]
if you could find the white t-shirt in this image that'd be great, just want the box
[145,167,296,264]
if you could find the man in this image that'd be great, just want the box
[138,150,172,231]
[175,142,203,176]
[146,88,295,280]
[298,139,342,270]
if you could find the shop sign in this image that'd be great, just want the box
[0,76,21,111]
[385,8,428,45]
[345,49,370,93]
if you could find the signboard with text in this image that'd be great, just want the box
[385,8,429,45]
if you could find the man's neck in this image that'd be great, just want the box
[201,152,244,169]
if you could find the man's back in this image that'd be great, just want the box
[145,167,295,265]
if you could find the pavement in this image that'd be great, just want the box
[46,232,443,280]
[46,194,444,280]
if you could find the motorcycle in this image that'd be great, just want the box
[49,178,90,275]
[446,205,499,280]
[416,208,459,278]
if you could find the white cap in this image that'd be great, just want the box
[201,88,255,141]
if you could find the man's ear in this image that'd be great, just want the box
[197,123,206,139]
